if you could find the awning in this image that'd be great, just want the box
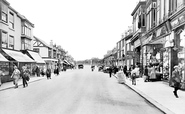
[64,60,70,65]
[27,51,45,64]
[2,49,35,62]
[0,53,9,62]
[43,58,58,62]
[149,37,166,45]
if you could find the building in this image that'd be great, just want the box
[0,0,36,82]
[130,1,147,74]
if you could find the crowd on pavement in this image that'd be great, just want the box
[104,64,184,114]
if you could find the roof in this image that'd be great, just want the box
[33,36,52,49]
[131,1,146,16]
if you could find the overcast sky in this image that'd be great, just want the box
[8,0,138,61]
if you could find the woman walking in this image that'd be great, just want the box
[172,66,181,98]
[11,66,20,88]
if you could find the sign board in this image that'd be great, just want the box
[126,51,135,56]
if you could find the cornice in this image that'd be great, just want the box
[131,1,146,16]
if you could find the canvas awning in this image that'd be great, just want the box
[27,51,45,64]
[0,53,9,62]
[2,49,35,62]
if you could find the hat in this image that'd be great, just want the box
[174,66,178,69]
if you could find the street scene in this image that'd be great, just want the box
[0,65,164,114]
[0,0,185,114]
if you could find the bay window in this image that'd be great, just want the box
[21,38,31,50]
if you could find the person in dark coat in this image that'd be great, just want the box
[108,66,113,78]
[123,65,128,78]
[21,66,30,88]
[46,66,52,79]
[172,65,181,98]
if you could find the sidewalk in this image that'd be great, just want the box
[124,77,185,114]
[0,76,46,91]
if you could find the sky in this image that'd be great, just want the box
[8,0,138,61]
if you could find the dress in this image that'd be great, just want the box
[116,71,126,84]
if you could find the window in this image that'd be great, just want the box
[21,38,31,50]
[177,0,184,10]
[1,4,8,23]
[2,32,8,48]
[142,13,146,27]
[33,48,40,53]
[22,24,31,37]
[9,12,14,29]
[48,50,52,58]
[9,35,14,49]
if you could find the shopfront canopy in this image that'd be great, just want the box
[2,49,35,63]
[27,51,45,64]
[0,53,9,62]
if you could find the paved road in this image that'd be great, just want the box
[0,65,163,114]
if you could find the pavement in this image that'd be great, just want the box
[0,75,46,91]
[123,77,185,114]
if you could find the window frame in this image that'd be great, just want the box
[1,31,8,48]
[9,12,14,29]
[9,35,14,49]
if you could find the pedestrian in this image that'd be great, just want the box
[143,66,149,82]
[131,65,139,85]
[21,66,30,88]
[36,65,40,77]
[0,68,5,86]
[11,66,21,88]
[172,65,181,98]
[108,66,112,78]
[123,65,128,78]
[46,66,51,79]
[116,67,126,84]
[54,66,57,76]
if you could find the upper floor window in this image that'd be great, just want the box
[21,38,31,50]
[2,31,8,48]
[22,24,31,37]
[9,12,14,29]
[1,4,8,23]
[9,35,14,49]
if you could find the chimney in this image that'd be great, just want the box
[50,40,53,47]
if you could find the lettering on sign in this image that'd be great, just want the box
[171,19,179,28]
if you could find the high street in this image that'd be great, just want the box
[0,65,163,114]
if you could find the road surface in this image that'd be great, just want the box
[0,65,163,114]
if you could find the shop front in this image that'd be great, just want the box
[43,58,58,72]
[1,49,35,77]
[170,12,185,89]
[0,52,10,82]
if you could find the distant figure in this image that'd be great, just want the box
[131,65,139,85]
[11,66,21,88]
[0,68,5,86]
[123,65,128,78]
[172,66,181,98]
[46,66,52,79]
[143,66,149,82]
[108,67,112,78]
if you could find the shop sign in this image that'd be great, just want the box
[126,51,135,56]
[155,26,167,37]
[171,14,185,29]
[143,35,153,45]
[134,39,141,48]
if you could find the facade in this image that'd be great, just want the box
[0,0,36,82]
[130,1,147,74]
